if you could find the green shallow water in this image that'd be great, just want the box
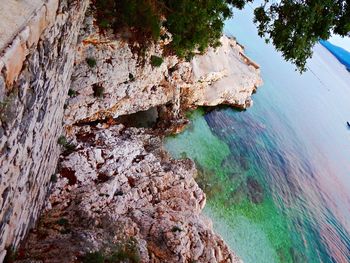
[165,3,350,262]
[165,110,294,263]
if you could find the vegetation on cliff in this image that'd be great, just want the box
[92,0,349,71]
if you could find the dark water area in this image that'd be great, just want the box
[165,3,350,263]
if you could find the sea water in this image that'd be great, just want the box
[165,4,350,263]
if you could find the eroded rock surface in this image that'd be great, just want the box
[64,15,182,125]
[64,12,262,125]
[0,0,89,259]
[18,125,241,263]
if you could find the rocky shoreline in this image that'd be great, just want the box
[0,1,262,262]
[16,124,242,262]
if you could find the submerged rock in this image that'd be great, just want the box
[239,156,250,171]
[18,125,241,263]
[221,154,238,170]
[230,182,247,204]
[247,177,264,204]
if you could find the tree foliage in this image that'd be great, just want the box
[254,0,350,71]
[162,0,233,58]
[93,0,250,58]
[93,0,350,71]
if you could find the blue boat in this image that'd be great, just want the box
[320,40,350,71]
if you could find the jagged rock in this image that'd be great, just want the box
[0,0,89,259]
[64,11,262,125]
[64,14,181,125]
[18,125,241,263]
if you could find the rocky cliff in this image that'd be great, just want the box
[64,13,262,125]
[0,1,262,262]
[17,124,241,262]
[0,0,88,260]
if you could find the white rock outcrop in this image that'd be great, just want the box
[186,36,262,108]
[64,16,181,125]
[64,14,262,125]
[18,125,242,263]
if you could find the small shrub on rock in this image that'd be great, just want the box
[57,135,76,154]
[56,218,69,227]
[150,55,163,67]
[50,174,58,183]
[110,239,140,263]
[81,238,140,263]
[81,251,104,263]
[92,84,105,98]
[57,135,68,146]
[68,89,77,97]
[3,247,17,263]
[86,57,97,68]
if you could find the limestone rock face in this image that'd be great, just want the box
[64,16,182,125]
[18,125,241,263]
[185,36,263,108]
[0,0,89,260]
[64,14,262,125]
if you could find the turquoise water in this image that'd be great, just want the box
[165,4,350,263]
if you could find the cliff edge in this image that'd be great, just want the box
[0,1,262,262]
[63,13,262,125]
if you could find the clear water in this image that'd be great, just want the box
[165,4,350,263]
